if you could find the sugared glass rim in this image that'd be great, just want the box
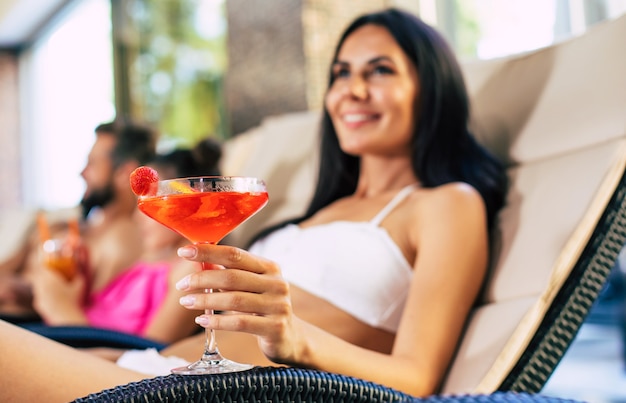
[138,176,267,198]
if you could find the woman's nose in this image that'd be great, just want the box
[346,76,369,100]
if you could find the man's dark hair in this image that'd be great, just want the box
[95,119,157,168]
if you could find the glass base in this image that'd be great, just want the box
[171,352,253,375]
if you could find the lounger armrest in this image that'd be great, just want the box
[21,324,167,350]
[71,367,582,402]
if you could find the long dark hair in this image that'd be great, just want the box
[309,8,507,228]
[251,8,507,246]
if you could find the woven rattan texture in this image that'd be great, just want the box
[73,367,586,402]
[73,367,411,402]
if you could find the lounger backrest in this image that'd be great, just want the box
[221,111,320,248]
[441,13,626,394]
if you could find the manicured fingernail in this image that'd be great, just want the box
[176,275,190,291]
[179,295,195,306]
[177,246,197,258]
[195,316,209,326]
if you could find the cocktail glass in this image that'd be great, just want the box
[41,238,79,281]
[38,215,83,281]
[137,176,268,375]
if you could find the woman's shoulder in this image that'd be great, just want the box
[409,182,486,223]
[424,181,482,203]
[403,182,488,259]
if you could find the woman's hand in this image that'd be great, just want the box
[175,244,305,365]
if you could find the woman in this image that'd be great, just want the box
[0,8,507,401]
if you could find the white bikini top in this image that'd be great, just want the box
[249,184,416,333]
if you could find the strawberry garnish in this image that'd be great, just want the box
[130,166,159,196]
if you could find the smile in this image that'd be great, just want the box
[342,113,379,123]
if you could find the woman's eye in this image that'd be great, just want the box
[372,65,394,75]
[332,67,350,79]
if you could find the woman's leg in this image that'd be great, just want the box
[0,319,148,402]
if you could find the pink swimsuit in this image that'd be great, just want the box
[84,262,169,336]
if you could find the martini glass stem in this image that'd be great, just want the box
[201,261,222,362]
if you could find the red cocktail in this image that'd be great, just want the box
[136,175,268,375]
[138,191,269,244]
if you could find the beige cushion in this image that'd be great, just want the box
[442,14,626,394]
[443,140,626,393]
[485,140,626,303]
[220,110,320,248]
[466,13,626,167]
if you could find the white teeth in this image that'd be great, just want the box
[343,114,373,123]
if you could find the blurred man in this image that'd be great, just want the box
[0,120,157,318]
[77,121,157,293]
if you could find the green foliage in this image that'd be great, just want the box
[454,0,481,59]
[124,0,228,144]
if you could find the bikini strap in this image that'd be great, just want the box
[370,184,419,226]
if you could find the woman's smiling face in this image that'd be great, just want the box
[325,24,420,158]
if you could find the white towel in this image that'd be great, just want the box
[116,348,191,376]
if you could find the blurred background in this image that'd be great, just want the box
[0,1,626,401]
[1,0,625,211]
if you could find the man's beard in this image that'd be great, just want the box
[80,183,115,219]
